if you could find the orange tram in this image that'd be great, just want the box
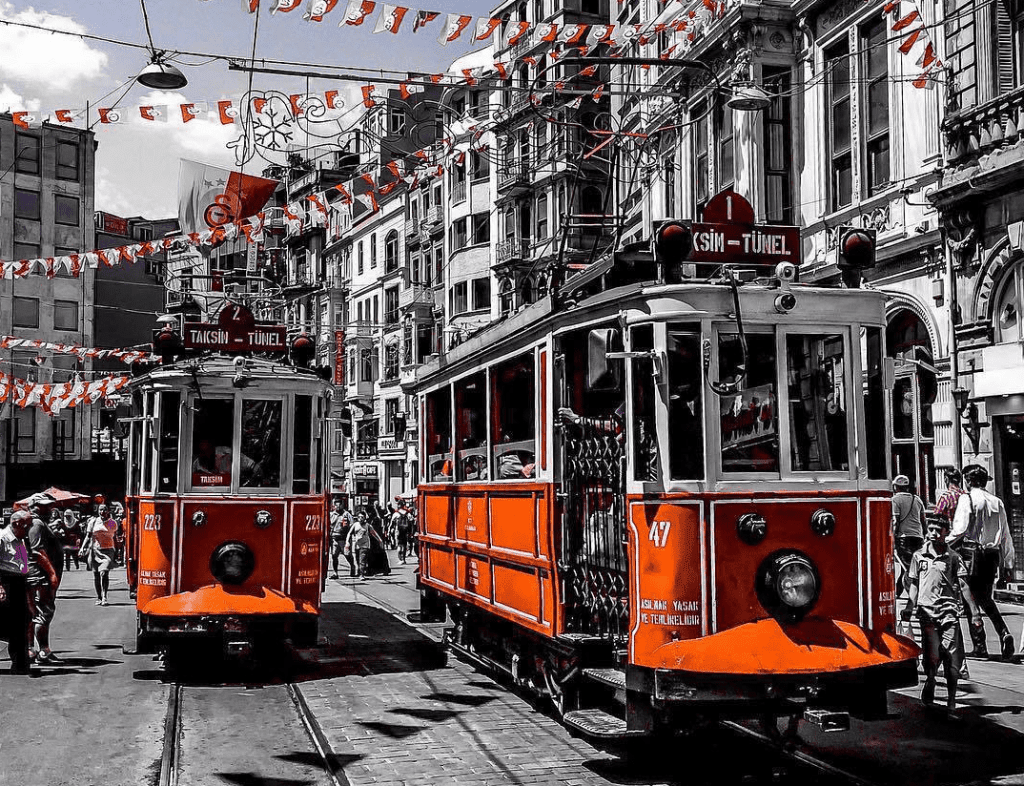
[123,304,332,658]
[414,211,919,740]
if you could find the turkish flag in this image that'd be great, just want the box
[178,160,280,235]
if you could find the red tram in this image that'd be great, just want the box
[124,304,332,657]
[414,203,919,739]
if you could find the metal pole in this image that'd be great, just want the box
[947,239,963,469]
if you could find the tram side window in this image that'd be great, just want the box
[862,327,888,479]
[242,399,283,489]
[490,352,536,480]
[293,396,312,494]
[668,327,705,480]
[190,399,235,488]
[426,387,453,482]
[158,392,181,492]
[315,397,324,494]
[128,392,143,495]
[787,334,849,472]
[456,372,487,481]
[719,332,779,473]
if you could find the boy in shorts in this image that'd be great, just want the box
[902,513,978,719]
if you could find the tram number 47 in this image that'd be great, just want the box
[648,521,671,548]
[143,514,162,531]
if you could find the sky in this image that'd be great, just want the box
[0,0,496,219]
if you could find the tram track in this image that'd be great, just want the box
[156,670,346,786]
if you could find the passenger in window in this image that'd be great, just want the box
[463,454,488,481]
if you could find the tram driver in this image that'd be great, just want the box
[192,439,258,486]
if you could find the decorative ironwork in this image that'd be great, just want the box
[560,422,629,641]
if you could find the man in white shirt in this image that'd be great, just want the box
[0,511,34,674]
[949,464,1015,659]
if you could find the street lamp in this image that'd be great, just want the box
[952,386,982,455]
[137,54,188,91]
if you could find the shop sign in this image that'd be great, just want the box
[353,463,378,477]
[377,437,402,453]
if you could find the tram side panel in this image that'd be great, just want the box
[134,499,178,608]
[866,497,897,631]
[419,484,556,636]
[288,498,328,610]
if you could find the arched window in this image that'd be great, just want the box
[519,276,534,306]
[994,261,1024,343]
[886,308,935,501]
[499,278,514,315]
[384,230,399,273]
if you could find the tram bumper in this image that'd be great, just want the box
[139,584,317,641]
[646,617,919,711]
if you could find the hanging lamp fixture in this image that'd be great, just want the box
[135,0,188,90]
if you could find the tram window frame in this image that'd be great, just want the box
[129,391,145,496]
[141,392,157,493]
[293,395,313,495]
[490,351,537,482]
[455,371,488,482]
[187,397,237,492]
[631,325,659,483]
[666,325,706,481]
[241,398,285,490]
[158,392,181,493]
[425,386,454,482]
[783,330,853,475]
[715,327,781,477]
[861,326,889,479]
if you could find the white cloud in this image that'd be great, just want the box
[0,2,108,91]
[0,83,39,112]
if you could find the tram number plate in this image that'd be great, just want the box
[648,521,671,548]
[304,514,322,532]
[143,514,162,531]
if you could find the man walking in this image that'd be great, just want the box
[892,475,926,597]
[345,513,372,580]
[1,511,34,674]
[934,469,966,522]
[950,464,1015,659]
[26,495,63,665]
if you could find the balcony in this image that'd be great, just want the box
[496,236,528,265]
[404,219,420,244]
[400,282,433,310]
[424,205,443,226]
[498,161,530,193]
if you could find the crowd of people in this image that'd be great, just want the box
[1,492,125,675]
[893,465,1016,719]
[328,498,417,581]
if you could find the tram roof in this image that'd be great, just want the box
[131,354,329,390]
[414,278,887,390]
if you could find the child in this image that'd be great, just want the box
[902,513,979,719]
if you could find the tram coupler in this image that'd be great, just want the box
[803,708,850,732]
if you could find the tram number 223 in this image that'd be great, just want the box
[305,514,323,532]
[648,521,671,548]
[143,514,162,531]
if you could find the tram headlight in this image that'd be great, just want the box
[210,541,256,586]
[810,509,836,537]
[756,551,820,622]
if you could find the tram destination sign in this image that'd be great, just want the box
[183,303,287,353]
[688,190,801,266]
[689,222,800,265]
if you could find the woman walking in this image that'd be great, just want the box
[79,505,118,605]
[61,509,82,571]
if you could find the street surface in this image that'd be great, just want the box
[4,554,1024,785]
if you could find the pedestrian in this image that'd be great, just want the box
[396,507,414,565]
[949,464,1015,659]
[61,509,82,571]
[934,469,966,523]
[80,504,118,605]
[25,496,63,665]
[111,502,126,566]
[345,513,372,580]
[891,475,926,597]
[329,500,355,579]
[902,513,976,720]
[1,510,34,674]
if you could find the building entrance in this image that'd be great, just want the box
[996,415,1024,581]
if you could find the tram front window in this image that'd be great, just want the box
[719,332,779,473]
[786,334,849,472]
[191,399,234,488]
[668,328,705,480]
[241,400,282,488]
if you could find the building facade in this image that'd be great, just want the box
[0,115,96,504]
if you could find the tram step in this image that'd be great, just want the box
[563,709,645,740]
[581,667,627,690]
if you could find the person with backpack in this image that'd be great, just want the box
[892,475,926,598]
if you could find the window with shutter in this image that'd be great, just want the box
[994,0,1019,92]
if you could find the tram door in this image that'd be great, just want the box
[556,328,630,642]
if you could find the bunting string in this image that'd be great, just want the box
[0,371,131,417]
[0,336,159,366]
